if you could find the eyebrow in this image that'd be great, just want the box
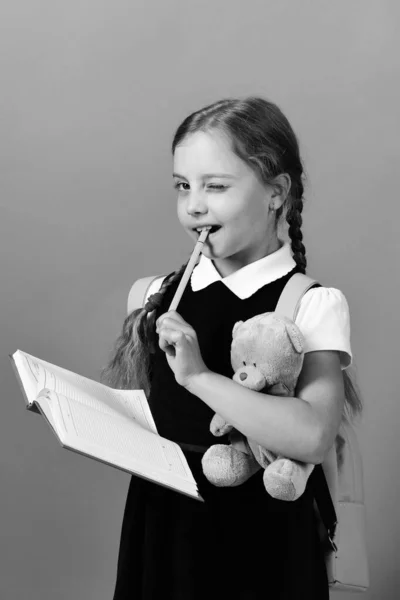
[172,173,237,180]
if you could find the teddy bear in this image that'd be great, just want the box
[201,312,315,501]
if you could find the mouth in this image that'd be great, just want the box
[193,225,222,238]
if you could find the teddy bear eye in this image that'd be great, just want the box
[242,361,246,366]
[253,362,257,367]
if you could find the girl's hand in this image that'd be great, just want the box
[155,310,210,389]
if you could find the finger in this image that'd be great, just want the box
[158,328,174,355]
[156,311,188,328]
[157,317,192,332]
[158,328,189,352]
[159,328,188,346]
[156,318,195,338]
[158,332,176,356]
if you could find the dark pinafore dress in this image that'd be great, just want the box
[112,267,329,600]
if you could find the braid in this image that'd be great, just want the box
[101,262,188,396]
[286,181,307,274]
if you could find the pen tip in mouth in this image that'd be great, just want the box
[193,225,221,235]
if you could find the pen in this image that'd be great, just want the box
[168,227,211,312]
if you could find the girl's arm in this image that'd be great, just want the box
[187,349,345,465]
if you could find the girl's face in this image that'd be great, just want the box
[173,130,283,277]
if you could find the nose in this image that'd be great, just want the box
[240,373,247,381]
[186,191,208,216]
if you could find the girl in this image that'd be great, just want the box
[102,96,362,599]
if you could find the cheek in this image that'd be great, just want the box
[243,195,270,232]
[225,201,262,231]
[227,186,265,220]
[176,201,186,223]
[218,192,249,223]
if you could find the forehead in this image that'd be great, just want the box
[173,130,248,176]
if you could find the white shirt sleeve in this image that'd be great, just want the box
[294,287,352,370]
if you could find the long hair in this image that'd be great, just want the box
[101,96,363,425]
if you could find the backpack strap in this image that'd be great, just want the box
[127,275,166,315]
[274,272,319,319]
[275,271,338,551]
[311,465,338,552]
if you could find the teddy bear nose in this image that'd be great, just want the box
[240,373,248,381]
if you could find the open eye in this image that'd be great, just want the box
[253,362,257,367]
[242,361,246,366]
[173,181,190,191]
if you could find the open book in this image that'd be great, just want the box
[10,350,203,502]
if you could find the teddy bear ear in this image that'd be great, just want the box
[285,323,304,354]
[232,321,244,337]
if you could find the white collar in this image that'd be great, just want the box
[190,241,296,299]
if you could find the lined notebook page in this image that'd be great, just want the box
[39,389,199,497]
[12,351,42,404]
[13,350,157,434]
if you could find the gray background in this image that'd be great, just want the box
[1,1,399,598]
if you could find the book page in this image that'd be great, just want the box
[12,351,42,404]
[13,350,156,433]
[41,390,199,497]
[33,394,57,431]
[106,389,157,434]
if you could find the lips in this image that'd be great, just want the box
[193,225,222,236]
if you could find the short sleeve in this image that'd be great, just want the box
[294,287,352,370]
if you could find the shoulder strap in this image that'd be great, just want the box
[312,465,338,552]
[127,275,165,315]
[274,272,319,320]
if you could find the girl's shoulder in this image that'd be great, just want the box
[297,286,350,323]
[300,286,349,313]
[295,286,352,369]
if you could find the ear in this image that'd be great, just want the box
[269,173,291,208]
[232,321,244,337]
[285,322,304,354]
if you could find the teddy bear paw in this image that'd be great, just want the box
[202,445,260,487]
[263,458,304,502]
